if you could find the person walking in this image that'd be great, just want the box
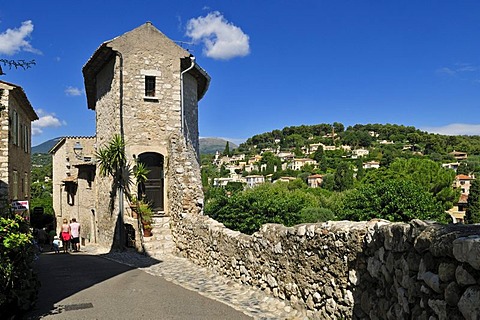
[52,236,61,253]
[70,218,81,252]
[60,218,71,253]
[36,228,47,246]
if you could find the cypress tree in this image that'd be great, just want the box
[466,179,480,224]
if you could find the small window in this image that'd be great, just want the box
[145,76,156,97]
[24,172,28,198]
[12,111,19,146]
[24,125,29,153]
[12,170,18,199]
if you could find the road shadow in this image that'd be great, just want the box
[24,250,161,319]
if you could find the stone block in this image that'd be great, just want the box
[453,236,480,270]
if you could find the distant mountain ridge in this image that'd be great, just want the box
[32,137,63,154]
[199,138,238,154]
[32,137,237,155]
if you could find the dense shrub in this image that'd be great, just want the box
[298,207,335,223]
[339,180,448,223]
[0,213,39,317]
[205,182,321,234]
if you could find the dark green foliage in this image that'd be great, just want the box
[31,153,53,166]
[341,129,373,148]
[225,181,244,194]
[355,159,365,181]
[31,155,53,217]
[341,180,447,223]
[203,122,480,230]
[321,174,335,191]
[361,158,458,210]
[205,183,320,234]
[0,213,39,317]
[456,162,469,175]
[259,152,282,175]
[461,156,480,176]
[238,122,480,158]
[466,179,480,224]
[312,145,324,163]
[334,162,354,192]
[223,141,231,156]
[298,207,335,223]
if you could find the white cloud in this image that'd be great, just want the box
[31,109,64,135]
[421,123,480,136]
[436,67,456,76]
[31,127,43,136]
[436,63,479,76]
[65,86,82,96]
[186,11,250,60]
[0,20,41,55]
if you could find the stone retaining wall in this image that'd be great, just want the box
[171,214,480,319]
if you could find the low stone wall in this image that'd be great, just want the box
[171,214,480,319]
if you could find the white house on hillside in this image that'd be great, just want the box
[363,161,380,169]
[245,175,265,188]
[352,149,369,158]
[307,174,324,188]
[287,158,317,171]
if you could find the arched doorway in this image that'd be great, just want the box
[137,152,164,212]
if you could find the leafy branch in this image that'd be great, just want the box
[0,59,36,75]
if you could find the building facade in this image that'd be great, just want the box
[0,80,38,211]
[50,137,96,243]
[50,22,209,247]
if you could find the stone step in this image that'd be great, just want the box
[140,215,175,258]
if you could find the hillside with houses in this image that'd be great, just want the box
[202,122,480,226]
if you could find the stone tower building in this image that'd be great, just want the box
[80,22,210,247]
[0,80,38,210]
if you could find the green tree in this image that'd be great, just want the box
[334,162,354,192]
[312,145,323,160]
[0,213,39,317]
[260,152,281,175]
[205,183,320,234]
[466,179,480,224]
[361,158,458,210]
[456,162,469,175]
[322,173,335,191]
[223,141,231,156]
[341,180,446,223]
[333,122,345,134]
[355,159,365,182]
[225,181,244,194]
[298,207,335,223]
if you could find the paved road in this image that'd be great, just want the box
[25,251,252,320]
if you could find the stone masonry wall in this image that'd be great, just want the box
[171,215,480,319]
[0,88,9,202]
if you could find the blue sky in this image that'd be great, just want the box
[1,1,480,146]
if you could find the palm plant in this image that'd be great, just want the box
[95,134,130,248]
[96,134,127,179]
[133,162,150,200]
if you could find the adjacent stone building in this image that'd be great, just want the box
[50,137,96,244]
[51,22,209,247]
[0,80,38,210]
